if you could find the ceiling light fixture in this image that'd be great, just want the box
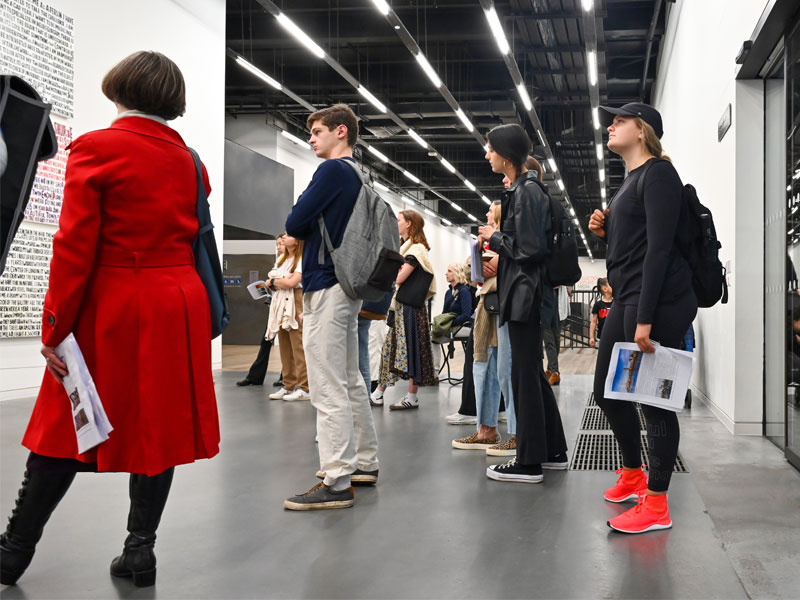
[374,181,390,193]
[442,218,452,226]
[602,201,608,210]
[450,201,463,212]
[235,57,282,89]
[481,195,492,206]
[516,83,533,110]
[407,128,428,148]
[599,168,606,183]
[415,53,442,88]
[601,188,606,199]
[587,50,598,86]
[582,0,593,11]
[592,107,600,130]
[484,7,510,55]
[368,145,390,163]
[464,179,476,191]
[424,208,436,217]
[403,170,420,184]
[455,108,475,132]
[440,157,456,173]
[596,143,603,160]
[557,179,565,191]
[276,13,325,58]
[548,158,558,172]
[358,85,387,113]
[370,0,390,15]
[468,213,479,222]
[280,130,308,147]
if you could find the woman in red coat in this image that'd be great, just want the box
[0,52,220,588]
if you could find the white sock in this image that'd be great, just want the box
[371,388,384,401]
[407,392,418,404]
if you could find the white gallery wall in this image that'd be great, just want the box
[651,0,770,433]
[0,0,226,401]
[225,115,472,307]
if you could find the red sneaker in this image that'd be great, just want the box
[604,466,648,503]
[608,493,672,534]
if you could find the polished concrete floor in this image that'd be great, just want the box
[1,371,799,599]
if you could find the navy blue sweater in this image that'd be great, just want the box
[443,283,473,326]
[285,157,361,293]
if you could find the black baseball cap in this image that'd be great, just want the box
[599,102,663,138]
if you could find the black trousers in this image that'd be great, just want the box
[592,293,698,492]
[457,329,476,416]
[508,305,568,465]
[245,324,274,385]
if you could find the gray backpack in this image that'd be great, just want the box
[317,160,403,301]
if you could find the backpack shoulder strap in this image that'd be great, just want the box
[316,159,367,265]
[635,157,666,201]
[187,147,213,235]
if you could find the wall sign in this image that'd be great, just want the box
[0,0,75,118]
[718,103,732,142]
[24,122,72,225]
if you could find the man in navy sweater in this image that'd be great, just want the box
[283,104,379,511]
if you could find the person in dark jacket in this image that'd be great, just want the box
[442,263,473,326]
[477,124,568,484]
[589,102,697,534]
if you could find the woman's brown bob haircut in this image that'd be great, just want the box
[102,51,186,121]
[307,104,359,147]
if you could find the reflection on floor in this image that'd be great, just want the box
[1,372,798,599]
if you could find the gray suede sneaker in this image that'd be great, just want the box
[283,483,355,511]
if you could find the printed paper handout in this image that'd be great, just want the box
[55,334,113,453]
[603,342,695,412]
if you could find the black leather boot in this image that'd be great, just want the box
[0,470,76,586]
[109,468,174,587]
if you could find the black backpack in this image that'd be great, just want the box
[636,159,728,308]
[543,186,582,287]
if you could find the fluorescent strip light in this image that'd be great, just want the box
[517,83,533,111]
[450,201,463,212]
[358,85,387,113]
[403,196,415,205]
[403,170,420,184]
[458,227,467,234]
[407,128,428,148]
[464,179,476,191]
[481,195,492,206]
[235,57,282,90]
[573,218,579,225]
[424,208,436,217]
[569,207,576,216]
[276,13,325,58]
[368,145,390,163]
[602,201,608,210]
[537,130,546,146]
[455,108,475,132]
[587,51,598,86]
[484,144,490,153]
[415,53,442,88]
[442,218,452,226]
[440,157,456,173]
[601,188,607,199]
[280,130,309,147]
[582,0,593,11]
[596,143,603,160]
[468,213,479,222]
[592,107,600,130]
[599,168,606,183]
[557,179,565,191]
[484,7,510,55]
[371,0,390,15]
[374,181,390,193]
[548,158,558,172]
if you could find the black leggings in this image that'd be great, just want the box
[592,293,697,492]
[508,305,568,465]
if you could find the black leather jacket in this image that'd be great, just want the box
[488,171,551,325]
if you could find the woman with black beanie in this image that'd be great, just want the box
[478,124,568,483]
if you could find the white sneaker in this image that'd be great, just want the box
[283,388,310,402]
[498,411,508,423]
[446,412,477,425]
[389,395,419,411]
[269,387,292,400]
[370,388,385,406]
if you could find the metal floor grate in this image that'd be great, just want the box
[569,432,689,472]
[580,406,646,431]
[587,392,596,406]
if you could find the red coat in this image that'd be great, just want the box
[22,116,220,475]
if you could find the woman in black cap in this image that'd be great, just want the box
[478,123,568,484]
[589,103,697,533]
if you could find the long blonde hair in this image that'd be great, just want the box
[635,118,671,163]
[490,200,502,228]
[277,239,304,273]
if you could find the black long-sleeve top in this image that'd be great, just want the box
[603,158,692,324]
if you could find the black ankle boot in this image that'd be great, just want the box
[0,470,75,586]
[110,468,174,587]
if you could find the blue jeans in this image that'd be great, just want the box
[497,322,516,435]
[357,316,371,394]
[473,346,501,428]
